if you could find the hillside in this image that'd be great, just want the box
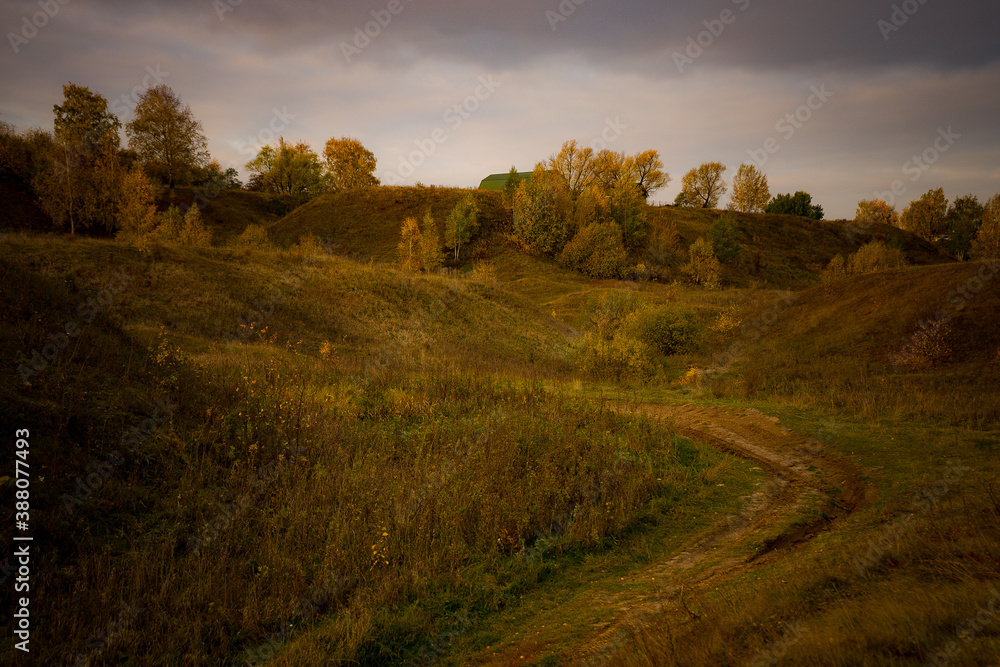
[158,186,302,244]
[268,186,509,263]
[267,186,950,290]
[693,259,1000,427]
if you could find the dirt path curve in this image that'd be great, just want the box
[471,402,871,666]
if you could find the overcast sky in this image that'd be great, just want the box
[2,0,998,219]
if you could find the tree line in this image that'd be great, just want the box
[0,82,381,243]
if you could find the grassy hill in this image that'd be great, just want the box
[689,260,1000,428]
[158,186,302,244]
[268,186,509,263]
[266,186,949,290]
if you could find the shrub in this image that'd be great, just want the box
[633,305,704,356]
[847,240,906,275]
[419,211,444,272]
[683,237,722,288]
[558,222,628,278]
[234,224,272,249]
[512,165,571,255]
[178,206,212,247]
[709,213,741,263]
[821,254,847,282]
[397,216,421,272]
[575,331,653,381]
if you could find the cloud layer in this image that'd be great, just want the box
[2,0,998,218]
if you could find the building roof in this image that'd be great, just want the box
[479,171,533,191]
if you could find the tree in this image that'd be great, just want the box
[944,194,984,259]
[419,211,444,272]
[397,216,422,272]
[547,140,594,199]
[116,166,158,243]
[607,179,646,251]
[591,150,627,193]
[245,139,325,196]
[729,163,771,213]
[40,83,122,234]
[53,82,121,157]
[558,222,628,278]
[766,191,824,220]
[629,149,669,199]
[445,193,479,262]
[854,199,899,227]
[178,205,212,247]
[971,194,1000,260]
[678,162,727,209]
[709,213,741,262]
[900,188,948,240]
[512,164,572,255]
[501,166,521,211]
[683,237,722,288]
[323,137,379,190]
[126,84,209,187]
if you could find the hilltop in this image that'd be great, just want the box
[264,186,949,290]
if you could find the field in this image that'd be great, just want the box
[1,185,998,665]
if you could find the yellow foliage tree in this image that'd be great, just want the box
[729,163,770,213]
[419,211,444,273]
[678,162,727,209]
[900,188,948,240]
[972,193,1000,260]
[323,137,380,190]
[115,166,158,244]
[397,216,422,272]
[854,199,899,227]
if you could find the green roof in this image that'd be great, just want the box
[479,172,532,191]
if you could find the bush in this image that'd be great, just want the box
[177,206,212,247]
[234,224,272,249]
[558,222,628,278]
[683,237,722,288]
[709,213,740,263]
[575,331,653,381]
[847,240,906,275]
[633,305,704,356]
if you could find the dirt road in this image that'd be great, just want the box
[471,402,870,666]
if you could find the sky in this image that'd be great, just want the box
[2,0,998,219]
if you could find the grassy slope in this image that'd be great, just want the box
[0,234,756,665]
[158,186,302,244]
[268,186,509,264]
[266,185,949,290]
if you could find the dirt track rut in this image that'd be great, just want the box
[472,402,870,666]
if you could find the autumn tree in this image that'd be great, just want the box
[900,188,948,240]
[116,165,158,243]
[607,179,646,251]
[547,140,594,199]
[677,162,727,209]
[766,191,824,220]
[126,84,209,187]
[729,163,771,213]
[323,137,379,190]
[629,149,669,199]
[944,194,984,258]
[245,139,325,196]
[854,199,899,227]
[971,194,1000,260]
[36,83,122,234]
[709,213,741,262]
[591,150,627,193]
[445,193,479,262]
[397,216,422,272]
[419,211,444,272]
[178,205,212,247]
[512,164,572,255]
[501,166,522,211]
[684,237,722,288]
